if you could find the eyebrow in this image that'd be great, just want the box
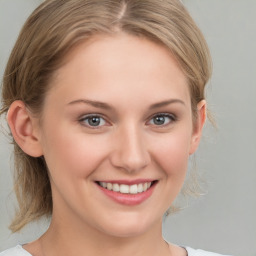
[67,99,113,110]
[149,99,185,109]
[67,98,185,110]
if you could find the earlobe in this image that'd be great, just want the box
[7,100,43,157]
[189,100,206,155]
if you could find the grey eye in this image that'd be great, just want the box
[82,116,106,127]
[149,114,175,126]
[153,116,166,125]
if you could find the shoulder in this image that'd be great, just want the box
[185,247,232,256]
[0,245,32,256]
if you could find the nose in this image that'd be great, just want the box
[110,125,151,173]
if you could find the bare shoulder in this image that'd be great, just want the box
[168,243,188,256]
[22,240,43,256]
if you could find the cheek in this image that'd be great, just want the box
[41,124,110,182]
[151,130,192,178]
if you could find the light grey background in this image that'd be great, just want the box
[0,1,255,255]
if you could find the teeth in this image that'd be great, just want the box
[130,184,138,194]
[99,182,107,188]
[99,182,153,194]
[137,183,143,193]
[107,183,113,190]
[120,184,129,194]
[113,183,119,192]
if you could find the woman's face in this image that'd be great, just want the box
[36,34,204,237]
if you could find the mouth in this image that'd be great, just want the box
[96,180,157,195]
[95,180,158,205]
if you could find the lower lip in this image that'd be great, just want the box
[96,182,156,206]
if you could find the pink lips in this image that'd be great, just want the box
[96,180,157,206]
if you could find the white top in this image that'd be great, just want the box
[185,247,231,256]
[0,245,232,256]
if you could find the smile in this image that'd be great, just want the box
[95,180,157,205]
[98,181,153,194]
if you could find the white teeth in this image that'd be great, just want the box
[112,183,119,192]
[130,184,138,194]
[120,184,129,194]
[100,182,107,188]
[107,183,113,190]
[138,183,143,193]
[98,181,153,194]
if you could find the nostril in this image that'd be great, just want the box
[110,153,150,173]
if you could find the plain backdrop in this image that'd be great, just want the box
[0,1,255,255]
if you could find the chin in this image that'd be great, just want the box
[101,224,149,238]
[95,211,161,238]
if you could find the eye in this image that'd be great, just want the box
[80,115,107,128]
[148,113,176,126]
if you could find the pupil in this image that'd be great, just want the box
[89,117,100,126]
[154,116,165,125]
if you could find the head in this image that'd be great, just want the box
[0,0,211,232]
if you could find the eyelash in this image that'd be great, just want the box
[79,114,109,129]
[147,113,177,127]
[79,113,177,129]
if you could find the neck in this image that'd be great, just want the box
[40,212,169,256]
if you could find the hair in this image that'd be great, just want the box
[0,0,212,232]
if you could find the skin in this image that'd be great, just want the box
[8,33,206,256]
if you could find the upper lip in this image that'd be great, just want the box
[96,179,157,185]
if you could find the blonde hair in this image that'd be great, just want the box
[0,0,212,232]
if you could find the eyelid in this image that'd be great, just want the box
[77,112,177,128]
[79,113,110,128]
[146,112,177,126]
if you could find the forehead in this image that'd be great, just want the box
[48,33,190,107]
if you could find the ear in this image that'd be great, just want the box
[189,100,206,155]
[7,100,43,157]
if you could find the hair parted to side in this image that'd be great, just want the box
[0,0,212,232]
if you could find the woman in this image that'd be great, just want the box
[0,0,231,255]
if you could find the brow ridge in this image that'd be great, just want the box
[68,99,112,110]
[68,98,185,110]
[149,99,185,109]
